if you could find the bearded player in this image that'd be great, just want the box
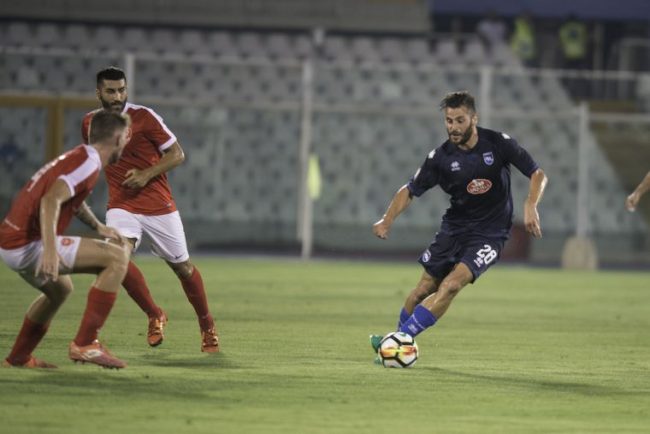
[82,67,219,353]
[370,91,547,353]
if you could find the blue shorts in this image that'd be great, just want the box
[418,231,506,283]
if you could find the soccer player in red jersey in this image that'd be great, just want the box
[1,110,132,369]
[82,67,219,352]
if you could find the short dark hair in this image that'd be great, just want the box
[440,91,476,113]
[96,66,126,88]
[89,110,130,143]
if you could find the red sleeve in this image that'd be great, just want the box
[81,114,91,143]
[143,108,177,152]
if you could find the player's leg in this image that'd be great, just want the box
[371,271,442,352]
[166,259,219,353]
[422,263,474,317]
[142,211,219,353]
[371,234,454,352]
[3,276,73,368]
[68,238,129,368]
[120,236,168,347]
[107,209,165,339]
[399,236,505,338]
[402,271,442,326]
[398,263,473,338]
[395,232,459,337]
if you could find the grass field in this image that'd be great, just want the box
[1,256,649,434]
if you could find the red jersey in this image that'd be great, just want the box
[0,145,101,249]
[82,103,177,216]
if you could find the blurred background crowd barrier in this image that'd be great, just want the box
[1,0,649,268]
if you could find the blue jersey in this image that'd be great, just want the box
[407,126,539,237]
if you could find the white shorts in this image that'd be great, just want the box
[0,236,81,288]
[106,209,190,263]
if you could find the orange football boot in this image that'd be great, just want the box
[69,340,127,369]
[201,327,220,353]
[147,311,168,347]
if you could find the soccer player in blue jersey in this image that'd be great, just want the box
[370,91,548,352]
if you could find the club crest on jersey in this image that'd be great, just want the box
[450,161,461,172]
[482,152,494,166]
[467,179,493,195]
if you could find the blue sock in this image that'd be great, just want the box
[397,307,410,330]
[399,305,437,337]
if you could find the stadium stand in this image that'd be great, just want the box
[0,20,647,262]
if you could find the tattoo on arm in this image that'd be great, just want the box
[75,202,100,230]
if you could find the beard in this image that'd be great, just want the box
[448,122,474,146]
[108,150,121,165]
[100,97,126,113]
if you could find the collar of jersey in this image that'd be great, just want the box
[82,144,102,169]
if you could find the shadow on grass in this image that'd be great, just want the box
[421,366,649,397]
[0,353,246,403]
[143,352,242,369]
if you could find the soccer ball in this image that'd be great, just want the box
[377,331,419,368]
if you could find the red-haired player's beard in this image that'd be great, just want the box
[100,97,127,113]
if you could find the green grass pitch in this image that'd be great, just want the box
[1,257,649,434]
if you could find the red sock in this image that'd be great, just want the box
[6,317,49,365]
[180,267,214,330]
[74,287,118,346]
[123,261,162,318]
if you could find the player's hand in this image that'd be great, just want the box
[97,224,128,246]
[122,168,152,189]
[373,218,391,239]
[524,202,542,238]
[36,248,60,283]
[626,191,640,212]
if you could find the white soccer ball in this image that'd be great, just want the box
[377,331,419,368]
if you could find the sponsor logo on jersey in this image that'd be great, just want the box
[60,237,74,246]
[466,179,493,195]
[482,152,494,166]
[451,161,461,172]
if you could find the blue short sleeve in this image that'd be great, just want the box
[407,149,440,197]
[497,132,539,178]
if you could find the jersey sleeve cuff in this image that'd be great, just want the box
[158,136,177,152]
[57,175,77,196]
[526,165,540,178]
[406,182,420,198]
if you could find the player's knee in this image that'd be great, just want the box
[439,279,463,298]
[45,283,73,305]
[170,261,194,279]
[108,244,130,273]
[407,287,429,306]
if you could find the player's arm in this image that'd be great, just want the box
[373,185,413,240]
[37,179,73,282]
[626,171,650,212]
[75,201,126,244]
[524,168,548,238]
[122,141,185,189]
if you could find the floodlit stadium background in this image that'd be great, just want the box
[1,0,649,267]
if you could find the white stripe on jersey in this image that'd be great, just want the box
[58,146,101,195]
[123,102,177,152]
